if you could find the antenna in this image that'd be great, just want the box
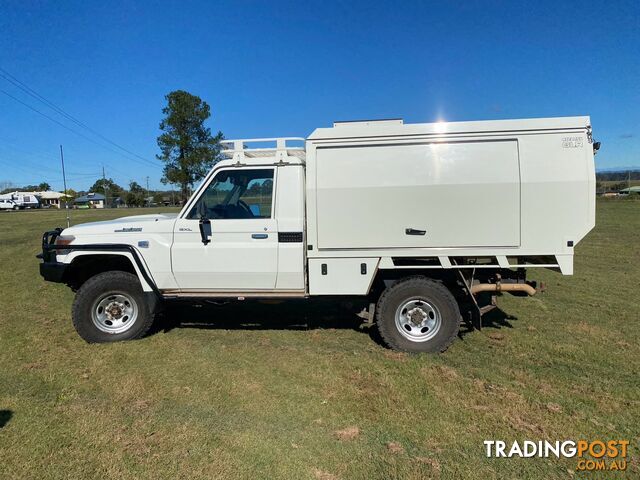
[59,145,71,228]
[103,165,109,208]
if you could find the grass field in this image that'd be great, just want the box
[0,202,638,479]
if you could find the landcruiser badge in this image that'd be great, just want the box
[114,227,143,232]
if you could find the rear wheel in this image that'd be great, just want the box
[72,271,154,343]
[376,276,460,353]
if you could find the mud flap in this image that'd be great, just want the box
[144,291,164,315]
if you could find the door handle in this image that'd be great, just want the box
[252,233,269,239]
[405,228,426,236]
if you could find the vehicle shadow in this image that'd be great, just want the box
[458,306,518,340]
[155,298,517,347]
[0,410,13,429]
[156,298,370,334]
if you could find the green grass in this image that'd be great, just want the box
[0,203,638,479]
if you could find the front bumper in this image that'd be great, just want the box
[38,228,66,283]
[39,261,67,283]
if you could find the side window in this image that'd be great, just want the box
[187,169,274,219]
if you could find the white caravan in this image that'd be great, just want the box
[38,116,597,352]
[0,192,40,209]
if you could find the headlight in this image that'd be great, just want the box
[54,235,75,255]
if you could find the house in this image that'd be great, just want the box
[36,191,71,208]
[74,192,106,209]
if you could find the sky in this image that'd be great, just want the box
[0,0,638,192]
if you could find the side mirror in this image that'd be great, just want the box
[197,201,212,245]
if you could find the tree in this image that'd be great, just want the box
[156,90,223,203]
[89,178,123,198]
[38,182,51,191]
[152,191,166,205]
[125,181,145,207]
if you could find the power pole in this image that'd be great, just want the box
[102,165,109,208]
[59,145,70,227]
[146,176,149,207]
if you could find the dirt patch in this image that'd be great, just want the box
[546,402,562,413]
[537,381,554,394]
[133,399,151,411]
[424,365,459,381]
[575,321,606,336]
[469,404,491,412]
[386,441,404,454]
[383,350,408,362]
[508,414,545,435]
[312,468,338,480]
[334,426,360,441]
[21,362,45,371]
[415,456,441,471]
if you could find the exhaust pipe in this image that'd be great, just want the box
[471,282,537,296]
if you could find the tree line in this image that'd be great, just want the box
[596,170,640,182]
[0,182,51,194]
[1,179,177,207]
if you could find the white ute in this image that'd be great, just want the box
[0,199,18,210]
[38,116,597,352]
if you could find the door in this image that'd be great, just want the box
[171,167,278,290]
[315,141,521,248]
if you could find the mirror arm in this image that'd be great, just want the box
[196,200,211,246]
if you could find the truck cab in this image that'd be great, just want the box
[38,117,597,353]
[170,139,306,294]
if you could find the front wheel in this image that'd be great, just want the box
[376,276,460,353]
[72,271,154,343]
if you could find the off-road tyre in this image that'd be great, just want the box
[376,276,460,353]
[72,271,154,343]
